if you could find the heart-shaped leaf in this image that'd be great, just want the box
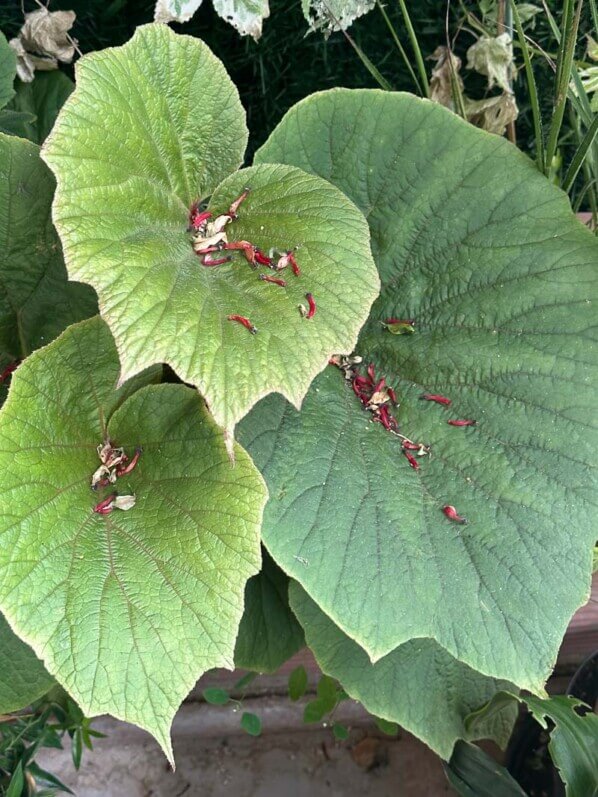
[0,613,54,714]
[289,583,516,760]
[0,316,266,760]
[253,89,598,690]
[6,71,73,144]
[234,550,304,672]
[42,24,379,442]
[0,133,97,402]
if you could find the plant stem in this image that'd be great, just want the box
[376,0,423,94]
[544,0,583,177]
[511,0,545,170]
[342,28,394,91]
[562,113,598,192]
[396,0,430,97]
[497,0,517,143]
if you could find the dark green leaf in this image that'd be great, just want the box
[71,728,82,770]
[0,31,16,110]
[240,711,262,736]
[202,688,230,706]
[233,672,258,691]
[374,717,399,737]
[333,722,349,740]
[6,72,74,144]
[6,762,24,797]
[0,613,54,714]
[303,698,327,724]
[0,133,97,380]
[0,109,37,136]
[467,692,598,797]
[445,740,526,796]
[288,665,308,702]
[289,583,516,760]
[316,675,338,713]
[27,762,74,794]
[235,551,304,673]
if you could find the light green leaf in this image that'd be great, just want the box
[289,584,516,760]
[43,24,378,442]
[0,613,54,714]
[234,550,304,672]
[466,34,515,92]
[253,89,598,690]
[445,740,526,796]
[212,0,270,40]
[6,71,74,144]
[0,316,266,761]
[0,31,17,110]
[0,133,97,371]
[154,0,205,24]
[156,0,272,38]
[302,0,375,34]
[467,692,598,797]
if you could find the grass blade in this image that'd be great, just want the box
[563,112,598,192]
[376,0,423,94]
[511,0,545,170]
[396,0,430,97]
[544,0,583,176]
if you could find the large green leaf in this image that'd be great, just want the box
[253,89,598,689]
[234,550,304,672]
[6,71,74,144]
[0,133,97,389]
[467,692,598,797]
[0,31,16,110]
[289,583,516,760]
[0,613,54,714]
[42,24,379,442]
[0,317,267,760]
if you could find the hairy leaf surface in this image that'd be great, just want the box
[234,550,304,672]
[0,317,266,759]
[43,25,378,440]
[250,89,598,691]
[289,583,516,760]
[0,613,54,714]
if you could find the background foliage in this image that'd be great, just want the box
[0,0,593,163]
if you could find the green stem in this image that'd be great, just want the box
[511,0,545,170]
[544,0,583,176]
[396,0,430,97]
[376,0,422,94]
[342,28,394,91]
[562,113,598,192]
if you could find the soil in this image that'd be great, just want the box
[36,712,456,797]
